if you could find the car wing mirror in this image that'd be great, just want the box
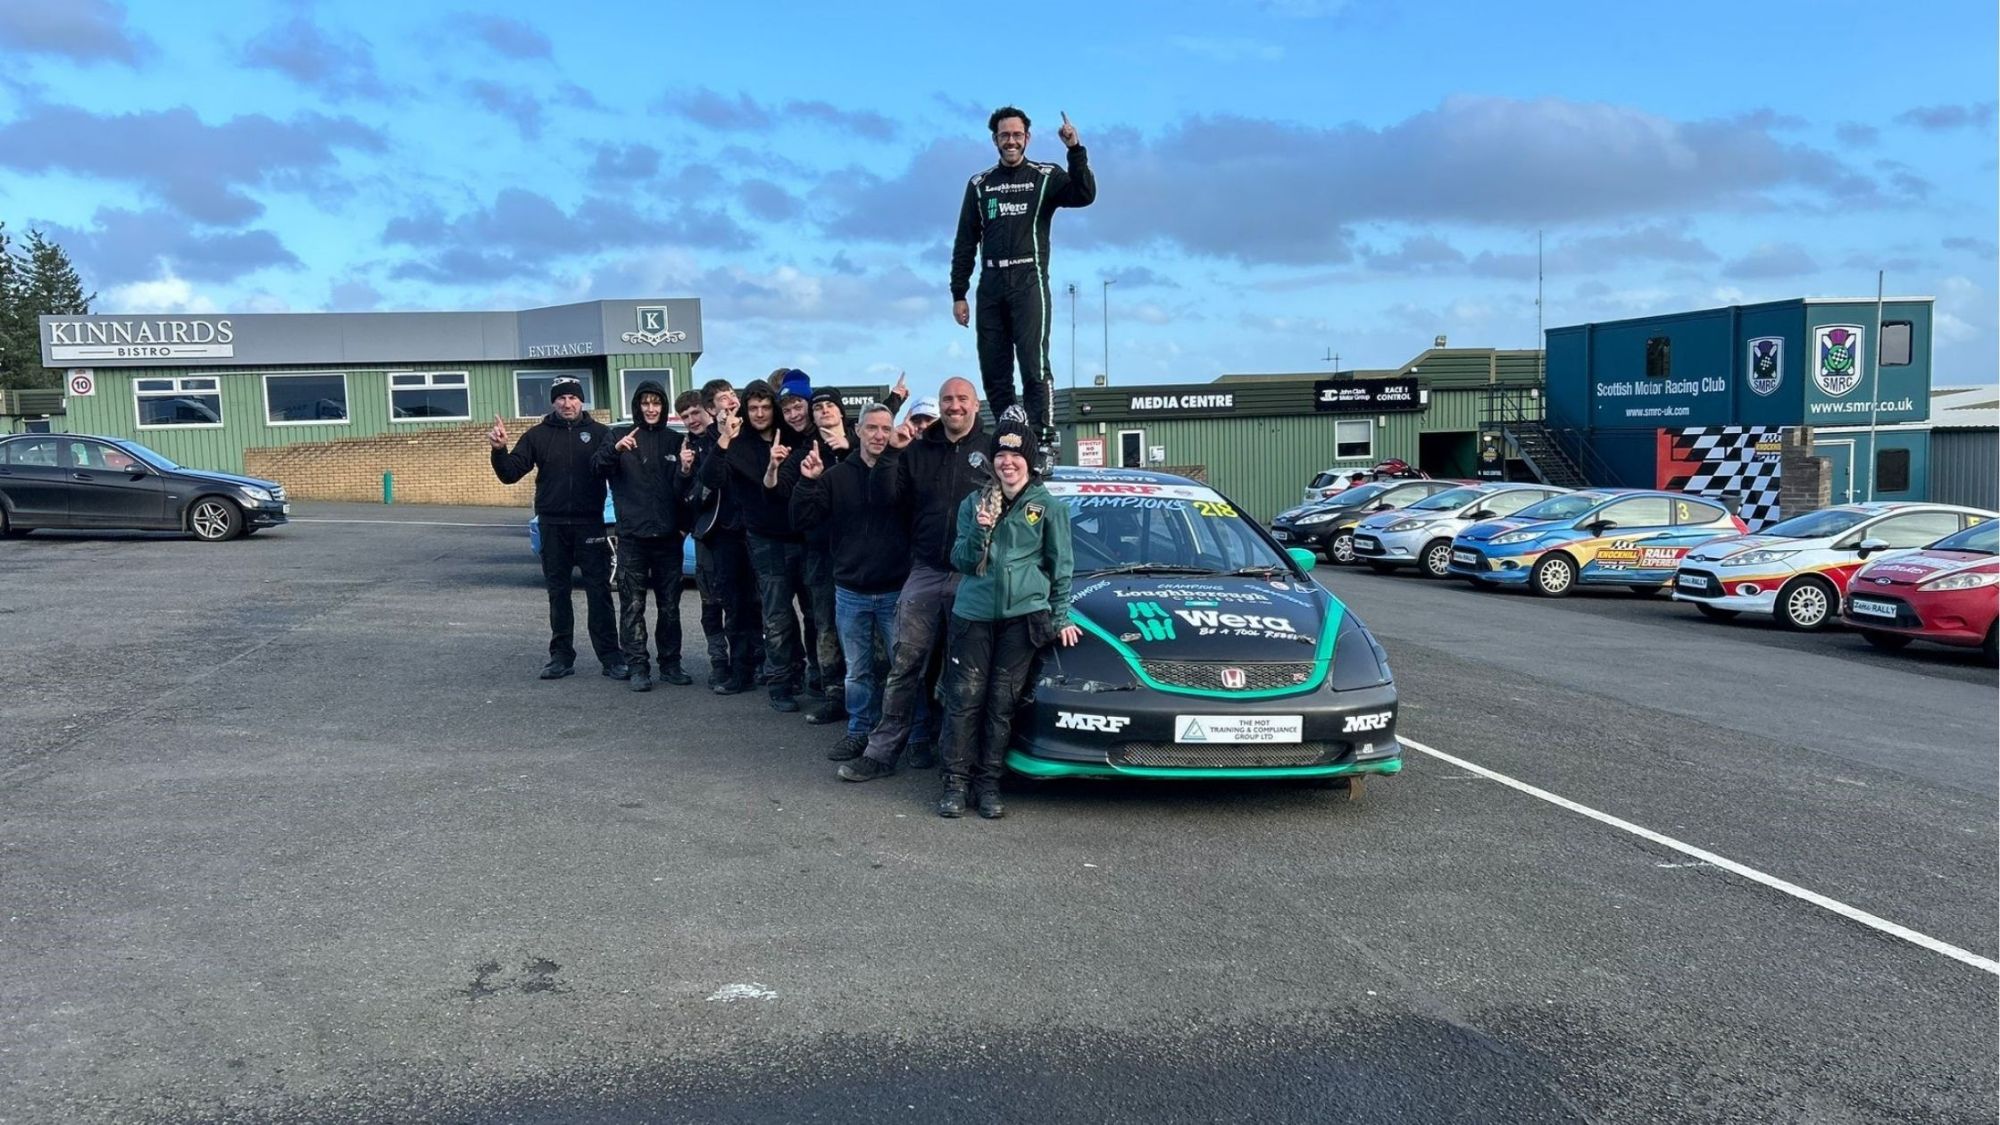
[1585,520,1614,536]
[1856,536,1890,558]
[1468,509,1494,520]
[1286,546,1318,572]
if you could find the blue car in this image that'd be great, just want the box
[528,496,696,581]
[1446,488,1746,597]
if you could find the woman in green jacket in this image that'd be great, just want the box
[938,420,1079,819]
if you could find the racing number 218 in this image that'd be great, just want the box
[1192,500,1238,519]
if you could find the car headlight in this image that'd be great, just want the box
[1296,511,1339,526]
[238,485,273,502]
[1489,530,1543,546]
[1720,549,1797,568]
[1385,519,1435,534]
[1328,613,1392,690]
[1919,571,1999,591]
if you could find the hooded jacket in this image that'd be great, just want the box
[869,418,990,572]
[948,478,1072,626]
[591,379,691,538]
[491,408,611,524]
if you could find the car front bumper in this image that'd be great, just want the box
[246,501,289,527]
[1269,522,1337,550]
[1672,566,1787,611]
[1842,590,1993,646]
[1352,527,1433,563]
[1446,544,1540,583]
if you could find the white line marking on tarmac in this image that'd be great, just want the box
[290,518,516,527]
[1401,736,2000,977]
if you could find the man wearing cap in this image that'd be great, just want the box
[489,377,623,680]
[935,418,1077,818]
[593,379,695,692]
[950,105,1094,453]
[904,396,940,437]
[838,376,988,782]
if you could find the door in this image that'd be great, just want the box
[0,436,70,525]
[1817,440,1855,505]
[64,439,169,528]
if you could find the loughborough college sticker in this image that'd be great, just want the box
[1746,337,1783,397]
[1812,324,1864,398]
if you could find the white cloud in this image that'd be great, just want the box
[105,272,223,313]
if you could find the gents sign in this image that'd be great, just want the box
[1125,391,1235,414]
[1313,377,1420,412]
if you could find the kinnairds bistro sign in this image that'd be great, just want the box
[46,318,237,362]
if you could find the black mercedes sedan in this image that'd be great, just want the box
[0,434,288,541]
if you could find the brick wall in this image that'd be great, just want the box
[1778,425,1829,520]
[243,412,615,506]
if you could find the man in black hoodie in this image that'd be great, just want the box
[838,376,988,781]
[716,378,809,712]
[490,376,623,680]
[690,380,762,695]
[594,380,695,692]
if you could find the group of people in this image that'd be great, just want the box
[489,373,1076,818]
[487,103,1096,817]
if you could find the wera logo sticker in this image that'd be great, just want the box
[1128,602,1175,641]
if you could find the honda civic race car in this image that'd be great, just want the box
[1672,502,1991,630]
[1010,468,1402,792]
[1447,489,1746,596]
[1352,482,1569,578]
[1269,478,1460,564]
[1840,518,1999,660]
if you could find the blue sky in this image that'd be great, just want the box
[1,0,1994,388]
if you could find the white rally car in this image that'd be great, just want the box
[1672,502,1995,630]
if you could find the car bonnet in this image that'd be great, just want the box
[1067,571,1339,668]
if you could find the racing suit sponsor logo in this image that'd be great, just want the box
[1056,711,1131,733]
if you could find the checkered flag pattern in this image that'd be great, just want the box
[1659,426,1784,531]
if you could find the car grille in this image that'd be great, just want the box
[1113,742,1346,768]
[1138,659,1320,692]
[1845,593,1921,628]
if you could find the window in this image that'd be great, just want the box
[515,369,593,418]
[2,436,59,466]
[1593,496,1673,530]
[1875,447,1911,493]
[68,440,139,471]
[389,371,470,421]
[1483,490,1546,517]
[135,376,223,428]
[263,372,349,425]
[1645,336,1672,378]
[1879,321,1912,367]
[617,368,675,419]
[1869,510,1960,547]
[1117,429,1144,468]
[1673,499,1728,525]
[1333,419,1372,460]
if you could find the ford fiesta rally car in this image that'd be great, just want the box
[1351,482,1569,577]
[1840,518,1999,659]
[1448,489,1746,596]
[1009,468,1402,791]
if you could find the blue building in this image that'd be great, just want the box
[1543,297,1935,524]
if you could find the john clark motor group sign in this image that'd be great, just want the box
[46,318,236,362]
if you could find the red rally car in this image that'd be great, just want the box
[1840,518,1998,661]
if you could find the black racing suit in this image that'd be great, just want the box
[950,145,1095,439]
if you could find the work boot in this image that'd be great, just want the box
[538,659,575,680]
[825,733,867,761]
[904,739,938,769]
[1000,404,1029,425]
[712,674,746,696]
[837,755,895,782]
[601,660,631,680]
[769,688,799,713]
[974,789,1005,820]
[936,786,968,818]
[803,698,845,725]
[659,664,693,686]
[627,668,653,693]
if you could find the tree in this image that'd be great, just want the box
[0,225,95,390]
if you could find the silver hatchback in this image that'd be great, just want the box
[1351,483,1569,577]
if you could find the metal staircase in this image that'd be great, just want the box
[1480,386,1618,489]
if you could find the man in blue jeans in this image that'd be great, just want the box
[788,404,912,759]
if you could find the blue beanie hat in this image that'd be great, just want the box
[778,369,812,403]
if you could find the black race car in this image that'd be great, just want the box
[1009,468,1402,794]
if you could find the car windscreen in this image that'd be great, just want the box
[1928,520,1998,555]
[1322,481,1391,508]
[1512,492,1608,521]
[1060,490,1291,576]
[111,440,180,471]
[1407,486,1484,512]
[1760,507,1870,539]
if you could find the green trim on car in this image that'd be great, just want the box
[1006,749,1403,780]
[1070,600,1343,700]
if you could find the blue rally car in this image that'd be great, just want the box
[1447,488,1747,597]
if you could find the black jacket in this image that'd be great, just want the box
[950,145,1095,300]
[688,428,738,537]
[591,380,692,538]
[870,421,990,572]
[720,425,799,541]
[491,410,611,524]
[790,455,912,594]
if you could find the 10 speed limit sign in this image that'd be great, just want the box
[67,369,96,397]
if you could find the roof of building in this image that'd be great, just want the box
[1931,384,2000,431]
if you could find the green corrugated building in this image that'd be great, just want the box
[1054,346,1545,522]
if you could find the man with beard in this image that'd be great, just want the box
[719,378,808,712]
[790,403,911,761]
[950,105,1095,453]
[593,380,695,691]
[691,380,764,695]
[838,376,989,782]
[489,377,623,680]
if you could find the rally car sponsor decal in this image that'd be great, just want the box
[1175,715,1303,743]
[1056,711,1131,733]
[1342,711,1393,733]
[1588,539,1691,571]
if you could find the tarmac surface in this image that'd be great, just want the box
[1,503,1994,1123]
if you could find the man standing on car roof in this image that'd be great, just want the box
[950,106,1095,455]
[593,380,695,692]
[489,377,624,681]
